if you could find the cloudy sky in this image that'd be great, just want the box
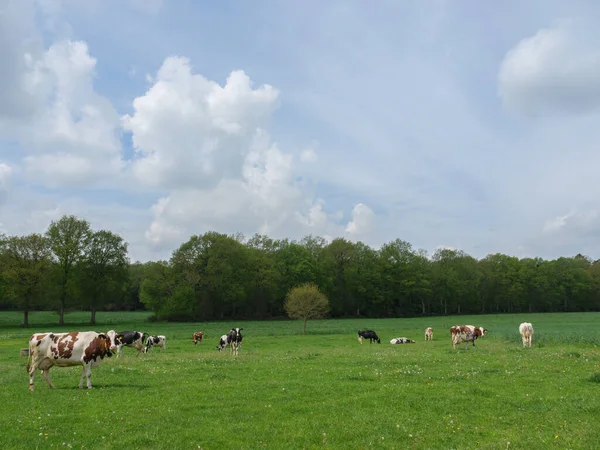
[1,0,600,262]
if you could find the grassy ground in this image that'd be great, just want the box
[1,311,600,449]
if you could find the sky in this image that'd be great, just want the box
[2,0,600,263]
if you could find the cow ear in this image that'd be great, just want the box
[98,334,107,339]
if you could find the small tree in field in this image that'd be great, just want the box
[284,283,330,335]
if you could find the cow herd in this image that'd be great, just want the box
[357,321,536,351]
[25,321,535,391]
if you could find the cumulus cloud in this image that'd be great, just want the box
[345,203,375,237]
[499,21,600,116]
[0,163,13,202]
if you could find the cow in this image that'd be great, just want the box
[193,331,204,345]
[358,330,381,344]
[26,330,118,391]
[450,325,487,350]
[390,337,416,344]
[217,334,230,352]
[227,328,243,356]
[425,327,433,341]
[114,331,148,357]
[519,322,534,348]
[144,335,166,353]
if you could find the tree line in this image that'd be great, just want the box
[2,214,600,326]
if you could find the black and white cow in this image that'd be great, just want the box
[358,330,381,344]
[114,331,148,357]
[144,335,166,353]
[217,334,229,352]
[390,337,416,344]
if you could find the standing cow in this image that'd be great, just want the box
[425,327,433,341]
[26,330,118,391]
[450,325,487,350]
[114,331,148,357]
[519,322,534,348]
[144,335,166,353]
[193,332,204,345]
[358,330,381,344]
[217,334,230,352]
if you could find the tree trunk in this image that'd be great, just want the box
[23,310,29,328]
[90,306,96,325]
[59,275,67,326]
[302,318,307,335]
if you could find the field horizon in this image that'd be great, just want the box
[1,311,599,449]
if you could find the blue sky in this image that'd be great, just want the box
[2,0,600,262]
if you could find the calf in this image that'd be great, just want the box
[217,334,229,352]
[114,331,148,357]
[26,330,118,391]
[193,331,204,345]
[390,337,416,344]
[358,330,381,344]
[144,335,166,353]
[519,322,534,348]
[450,325,487,350]
[425,327,433,341]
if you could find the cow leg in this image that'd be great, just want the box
[28,362,38,391]
[78,367,86,389]
[81,365,93,389]
[42,369,55,389]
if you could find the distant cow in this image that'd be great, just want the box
[193,332,204,345]
[450,325,487,350]
[26,330,118,391]
[217,334,229,352]
[145,335,166,353]
[358,330,381,344]
[115,331,148,357]
[390,337,416,344]
[425,327,433,341]
[227,328,243,356]
[519,322,534,348]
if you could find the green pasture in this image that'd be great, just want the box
[1,311,600,449]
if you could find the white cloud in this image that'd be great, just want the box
[499,21,600,116]
[345,203,374,237]
[300,147,318,164]
[0,163,13,202]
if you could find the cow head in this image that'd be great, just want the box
[104,330,118,352]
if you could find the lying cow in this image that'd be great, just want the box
[519,322,534,348]
[26,330,117,391]
[390,337,416,344]
[144,335,166,353]
[192,331,204,345]
[358,330,381,344]
[115,331,148,357]
[450,325,487,350]
[425,327,433,341]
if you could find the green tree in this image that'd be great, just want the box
[284,283,330,334]
[45,215,92,325]
[2,234,53,326]
[81,230,129,324]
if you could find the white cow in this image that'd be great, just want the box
[425,327,433,341]
[390,337,416,344]
[144,335,166,353]
[26,330,118,391]
[519,322,534,348]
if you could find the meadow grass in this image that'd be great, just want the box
[1,311,600,449]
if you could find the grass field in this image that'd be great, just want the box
[1,311,600,449]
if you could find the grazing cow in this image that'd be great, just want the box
[217,334,230,352]
[390,337,416,344]
[26,330,118,391]
[450,325,487,350]
[192,331,204,345]
[519,322,534,348]
[227,328,243,356]
[358,330,381,344]
[425,327,433,341]
[114,331,148,357]
[144,335,166,353]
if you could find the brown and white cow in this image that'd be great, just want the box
[519,322,534,348]
[425,327,433,341]
[450,325,487,350]
[193,331,204,345]
[26,330,118,391]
